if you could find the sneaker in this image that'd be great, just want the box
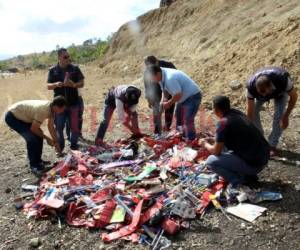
[176,126,183,134]
[31,164,45,177]
[154,133,162,140]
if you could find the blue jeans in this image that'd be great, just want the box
[254,94,288,147]
[5,111,43,169]
[151,99,175,134]
[175,92,201,140]
[66,96,84,139]
[96,104,115,140]
[95,104,139,140]
[55,103,79,150]
[206,152,263,187]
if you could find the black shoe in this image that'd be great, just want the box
[244,175,259,185]
[70,144,79,150]
[40,159,51,165]
[31,166,44,177]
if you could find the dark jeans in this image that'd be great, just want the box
[66,96,84,139]
[175,92,201,140]
[55,103,79,150]
[206,152,263,187]
[95,104,139,140]
[96,104,115,140]
[5,111,43,169]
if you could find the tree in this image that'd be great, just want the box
[83,39,93,46]
[0,61,8,71]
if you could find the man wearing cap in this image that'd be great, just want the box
[47,48,85,151]
[144,55,176,136]
[5,96,67,175]
[246,67,298,156]
[95,85,142,146]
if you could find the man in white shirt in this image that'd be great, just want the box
[95,85,142,146]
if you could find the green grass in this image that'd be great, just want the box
[0,37,110,71]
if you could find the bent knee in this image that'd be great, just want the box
[205,155,220,168]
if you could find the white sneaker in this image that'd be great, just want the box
[154,133,162,140]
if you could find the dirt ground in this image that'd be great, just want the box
[0,67,299,250]
[1,0,300,248]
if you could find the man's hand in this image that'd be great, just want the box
[56,82,64,88]
[163,101,172,111]
[280,114,289,129]
[63,80,75,88]
[199,138,207,147]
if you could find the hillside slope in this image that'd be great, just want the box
[102,0,300,107]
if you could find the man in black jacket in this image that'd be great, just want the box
[144,55,176,136]
[47,48,85,151]
[200,96,270,187]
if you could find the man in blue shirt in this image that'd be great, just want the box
[146,65,202,140]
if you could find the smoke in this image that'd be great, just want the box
[128,19,150,56]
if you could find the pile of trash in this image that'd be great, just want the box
[19,133,283,249]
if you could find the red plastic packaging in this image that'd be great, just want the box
[162,218,180,235]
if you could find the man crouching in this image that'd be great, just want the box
[200,96,270,187]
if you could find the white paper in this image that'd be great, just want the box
[226,203,267,222]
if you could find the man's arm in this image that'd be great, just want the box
[47,82,63,90]
[280,88,298,129]
[163,92,182,110]
[115,99,138,134]
[123,117,140,134]
[200,140,224,156]
[161,79,182,110]
[47,69,63,90]
[284,88,298,117]
[65,79,84,88]
[65,66,85,88]
[30,121,52,141]
[247,98,255,121]
[47,118,61,153]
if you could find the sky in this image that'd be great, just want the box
[0,0,160,59]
